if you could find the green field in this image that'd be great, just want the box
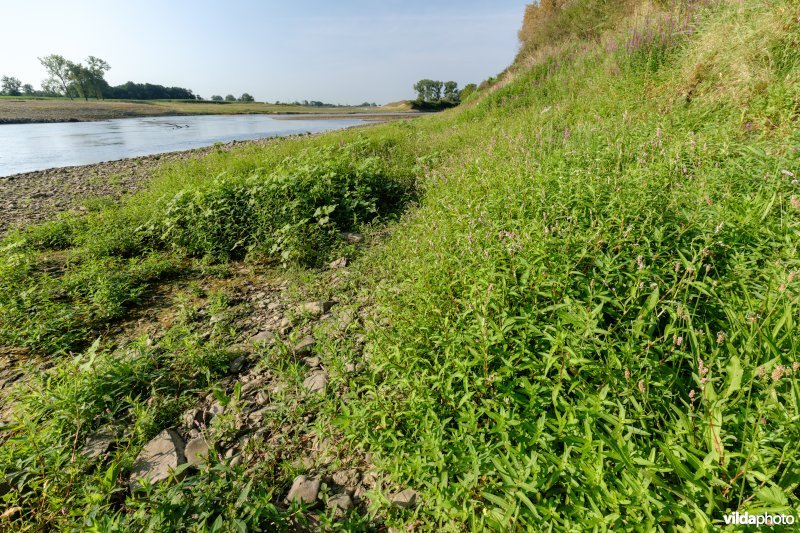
[1,0,799,530]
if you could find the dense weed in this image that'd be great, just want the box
[0,137,416,353]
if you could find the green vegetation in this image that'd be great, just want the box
[2,0,800,530]
[18,54,198,100]
[412,79,462,110]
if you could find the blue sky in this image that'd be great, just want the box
[1,0,528,104]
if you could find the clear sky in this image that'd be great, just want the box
[1,0,528,104]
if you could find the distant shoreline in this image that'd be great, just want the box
[0,98,417,125]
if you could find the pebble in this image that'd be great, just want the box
[286,475,321,505]
[303,370,329,394]
[80,427,115,461]
[390,488,418,509]
[184,437,210,466]
[129,429,186,489]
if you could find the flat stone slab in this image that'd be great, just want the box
[297,301,335,316]
[329,257,348,269]
[250,330,275,346]
[303,370,329,394]
[327,492,353,514]
[286,475,321,505]
[294,335,315,355]
[80,427,114,461]
[390,488,418,509]
[185,437,210,466]
[129,429,185,489]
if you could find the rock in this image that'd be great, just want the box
[390,488,418,509]
[303,370,329,394]
[329,257,347,269]
[209,313,226,324]
[250,330,275,346]
[286,475,321,505]
[298,301,335,316]
[267,302,281,311]
[208,401,225,418]
[185,437,210,466]
[339,232,364,243]
[361,470,379,489]
[241,376,268,396]
[247,407,269,424]
[337,309,356,331]
[182,408,202,429]
[332,469,361,489]
[129,429,186,489]
[294,335,315,355]
[80,427,115,461]
[229,355,247,373]
[327,492,353,514]
[303,356,321,369]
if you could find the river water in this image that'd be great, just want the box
[0,114,368,177]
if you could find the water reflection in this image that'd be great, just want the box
[0,115,366,177]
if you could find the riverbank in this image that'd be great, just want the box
[0,98,417,124]
[0,137,290,235]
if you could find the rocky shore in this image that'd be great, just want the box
[1,138,287,236]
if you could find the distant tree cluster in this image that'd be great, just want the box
[412,79,464,110]
[1,76,24,96]
[108,82,196,100]
[271,100,378,108]
[2,54,200,101]
[209,93,256,102]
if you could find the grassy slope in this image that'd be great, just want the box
[1,0,800,530]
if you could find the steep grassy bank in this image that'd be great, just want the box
[1,0,799,530]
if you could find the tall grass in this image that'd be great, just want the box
[335,0,800,529]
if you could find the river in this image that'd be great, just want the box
[0,114,368,177]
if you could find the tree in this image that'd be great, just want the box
[22,83,34,95]
[86,56,111,99]
[224,94,236,102]
[443,81,459,102]
[412,79,461,111]
[1,76,22,96]
[39,54,73,99]
[431,80,443,101]
[211,95,223,101]
[238,93,254,102]
[414,79,435,102]
[67,62,92,100]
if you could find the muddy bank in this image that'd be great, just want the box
[0,99,420,125]
[0,99,183,124]
[0,138,282,236]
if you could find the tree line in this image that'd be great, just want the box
[209,94,255,103]
[411,79,477,111]
[0,54,247,101]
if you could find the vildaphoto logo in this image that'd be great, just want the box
[722,512,795,527]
